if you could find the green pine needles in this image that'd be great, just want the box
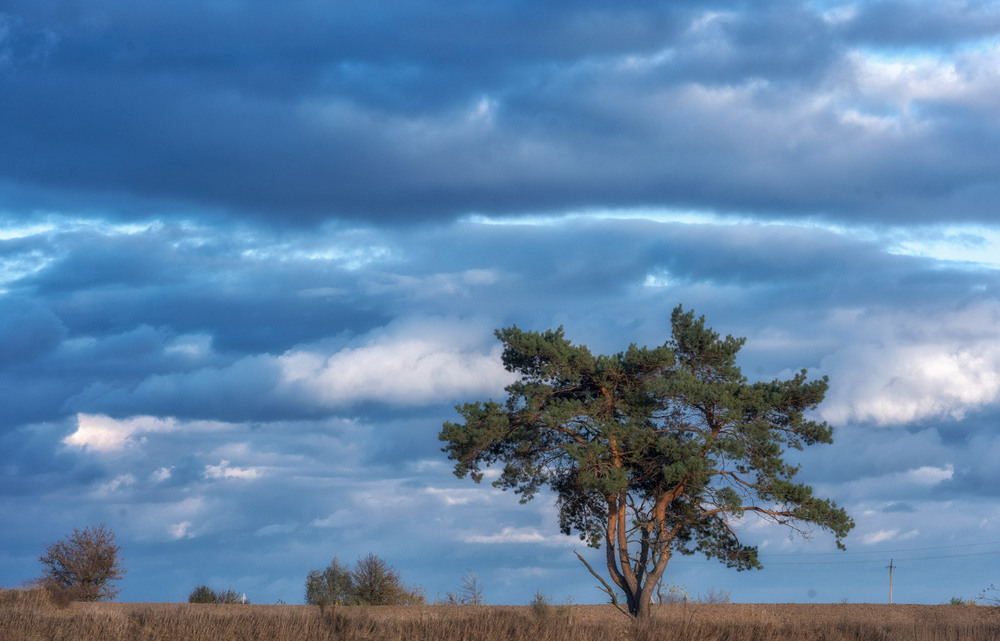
[440,306,853,618]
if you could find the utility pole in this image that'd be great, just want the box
[886,559,896,604]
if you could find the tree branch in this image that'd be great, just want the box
[575,550,631,618]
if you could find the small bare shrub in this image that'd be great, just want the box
[655,582,692,604]
[37,524,125,601]
[529,590,553,619]
[980,584,1000,606]
[699,587,732,604]
[438,571,486,605]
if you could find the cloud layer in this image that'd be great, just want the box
[4,1,1000,225]
[2,0,1000,607]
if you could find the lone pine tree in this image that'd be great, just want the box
[440,306,853,618]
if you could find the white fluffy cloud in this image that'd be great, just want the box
[818,303,1000,425]
[278,317,514,408]
[860,528,920,546]
[63,414,232,452]
[204,459,264,480]
[64,414,180,452]
[61,316,515,422]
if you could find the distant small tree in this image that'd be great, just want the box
[38,525,125,601]
[306,553,424,606]
[189,585,218,603]
[305,557,354,607]
[188,585,249,604]
[443,571,485,605]
[350,553,424,605]
[214,589,248,604]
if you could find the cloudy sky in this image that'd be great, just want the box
[3,0,1000,606]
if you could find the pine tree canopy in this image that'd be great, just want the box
[440,306,853,618]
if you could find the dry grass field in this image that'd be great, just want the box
[3,587,1000,641]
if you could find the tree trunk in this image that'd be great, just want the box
[633,596,652,618]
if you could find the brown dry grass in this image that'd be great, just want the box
[3,587,1000,641]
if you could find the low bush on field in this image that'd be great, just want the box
[188,585,250,604]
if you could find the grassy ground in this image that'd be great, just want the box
[3,587,999,641]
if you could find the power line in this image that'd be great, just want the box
[667,541,1000,566]
[753,540,1000,558]
[755,549,1000,566]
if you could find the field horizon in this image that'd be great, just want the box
[6,586,1000,641]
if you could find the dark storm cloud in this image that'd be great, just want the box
[393,218,986,333]
[10,222,390,352]
[665,4,840,83]
[66,355,297,423]
[3,1,1000,226]
[0,419,99,495]
[0,297,65,366]
[0,1,697,222]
